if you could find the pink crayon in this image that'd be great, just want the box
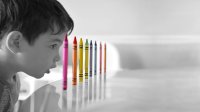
[63,35,68,90]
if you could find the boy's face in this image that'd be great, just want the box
[19,31,65,78]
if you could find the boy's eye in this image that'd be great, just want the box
[50,44,58,49]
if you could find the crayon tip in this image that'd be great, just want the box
[90,40,93,45]
[80,38,83,44]
[86,39,88,45]
[73,36,77,44]
[95,41,97,45]
[64,35,68,41]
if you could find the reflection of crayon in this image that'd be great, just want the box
[104,43,106,74]
[94,41,97,75]
[63,35,68,90]
[72,86,77,112]
[103,73,106,99]
[99,74,102,99]
[84,80,89,106]
[94,75,97,100]
[89,40,93,77]
[100,42,102,74]
[85,39,89,80]
[89,78,92,101]
[72,37,77,86]
[62,90,68,111]
[79,38,83,83]
[78,84,83,109]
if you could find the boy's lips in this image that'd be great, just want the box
[46,66,56,74]
[46,70,50,74]
[51,65,56,69]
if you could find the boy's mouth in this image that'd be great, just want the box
[45,66,56,74]
[46,69,50,74]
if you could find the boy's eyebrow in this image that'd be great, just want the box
[49,38,62,43]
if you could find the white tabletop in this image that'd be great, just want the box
[18,67,200,112]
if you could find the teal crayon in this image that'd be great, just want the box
[94,41,97,75]
[89,40,93,77]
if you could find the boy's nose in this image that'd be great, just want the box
[54,54,60,62]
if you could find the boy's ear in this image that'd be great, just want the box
[6,31,23,54]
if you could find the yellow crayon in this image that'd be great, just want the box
[85,39,89,80]
[79,38,83,83]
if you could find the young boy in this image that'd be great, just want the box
[0,0,74,111]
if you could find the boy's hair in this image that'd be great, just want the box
[0,0,74,45]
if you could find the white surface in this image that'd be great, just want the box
[58,0,200,35]
[18,67,200,112]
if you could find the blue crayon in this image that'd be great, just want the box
[89,40,93,77]
[94,41,97,75]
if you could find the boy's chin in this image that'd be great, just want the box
[29,72,45,79]
[35,74,45,79]
[22,71,45,79]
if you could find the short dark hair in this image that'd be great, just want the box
[0,0,74,45]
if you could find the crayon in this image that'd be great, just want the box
[72,37,77,86]
[100,42,102,74]
[89,41,93,102]
[85,39,89,80]
[63,35,68,90]
[79,38,83,83]
[94,41,97,75]
[104,43,106,74]
[89,40,93,77]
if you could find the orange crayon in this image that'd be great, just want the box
[72,37,77,86]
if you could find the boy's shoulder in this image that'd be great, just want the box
[0,73,20,112]
[0,79,13,112]
[0,80,8,98]
[0,73,20,89]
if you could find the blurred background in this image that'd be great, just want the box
[15,0,200,112]
[58,0,200,70]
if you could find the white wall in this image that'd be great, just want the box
[59,0,200,35]
[113,35,200,69]
[57,0,200,70]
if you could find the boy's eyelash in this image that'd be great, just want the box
[50,44,58,49]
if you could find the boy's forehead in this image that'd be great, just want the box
[43,32,66,42]
[48,38,62,43]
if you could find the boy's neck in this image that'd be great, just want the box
[0,52,18,83]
